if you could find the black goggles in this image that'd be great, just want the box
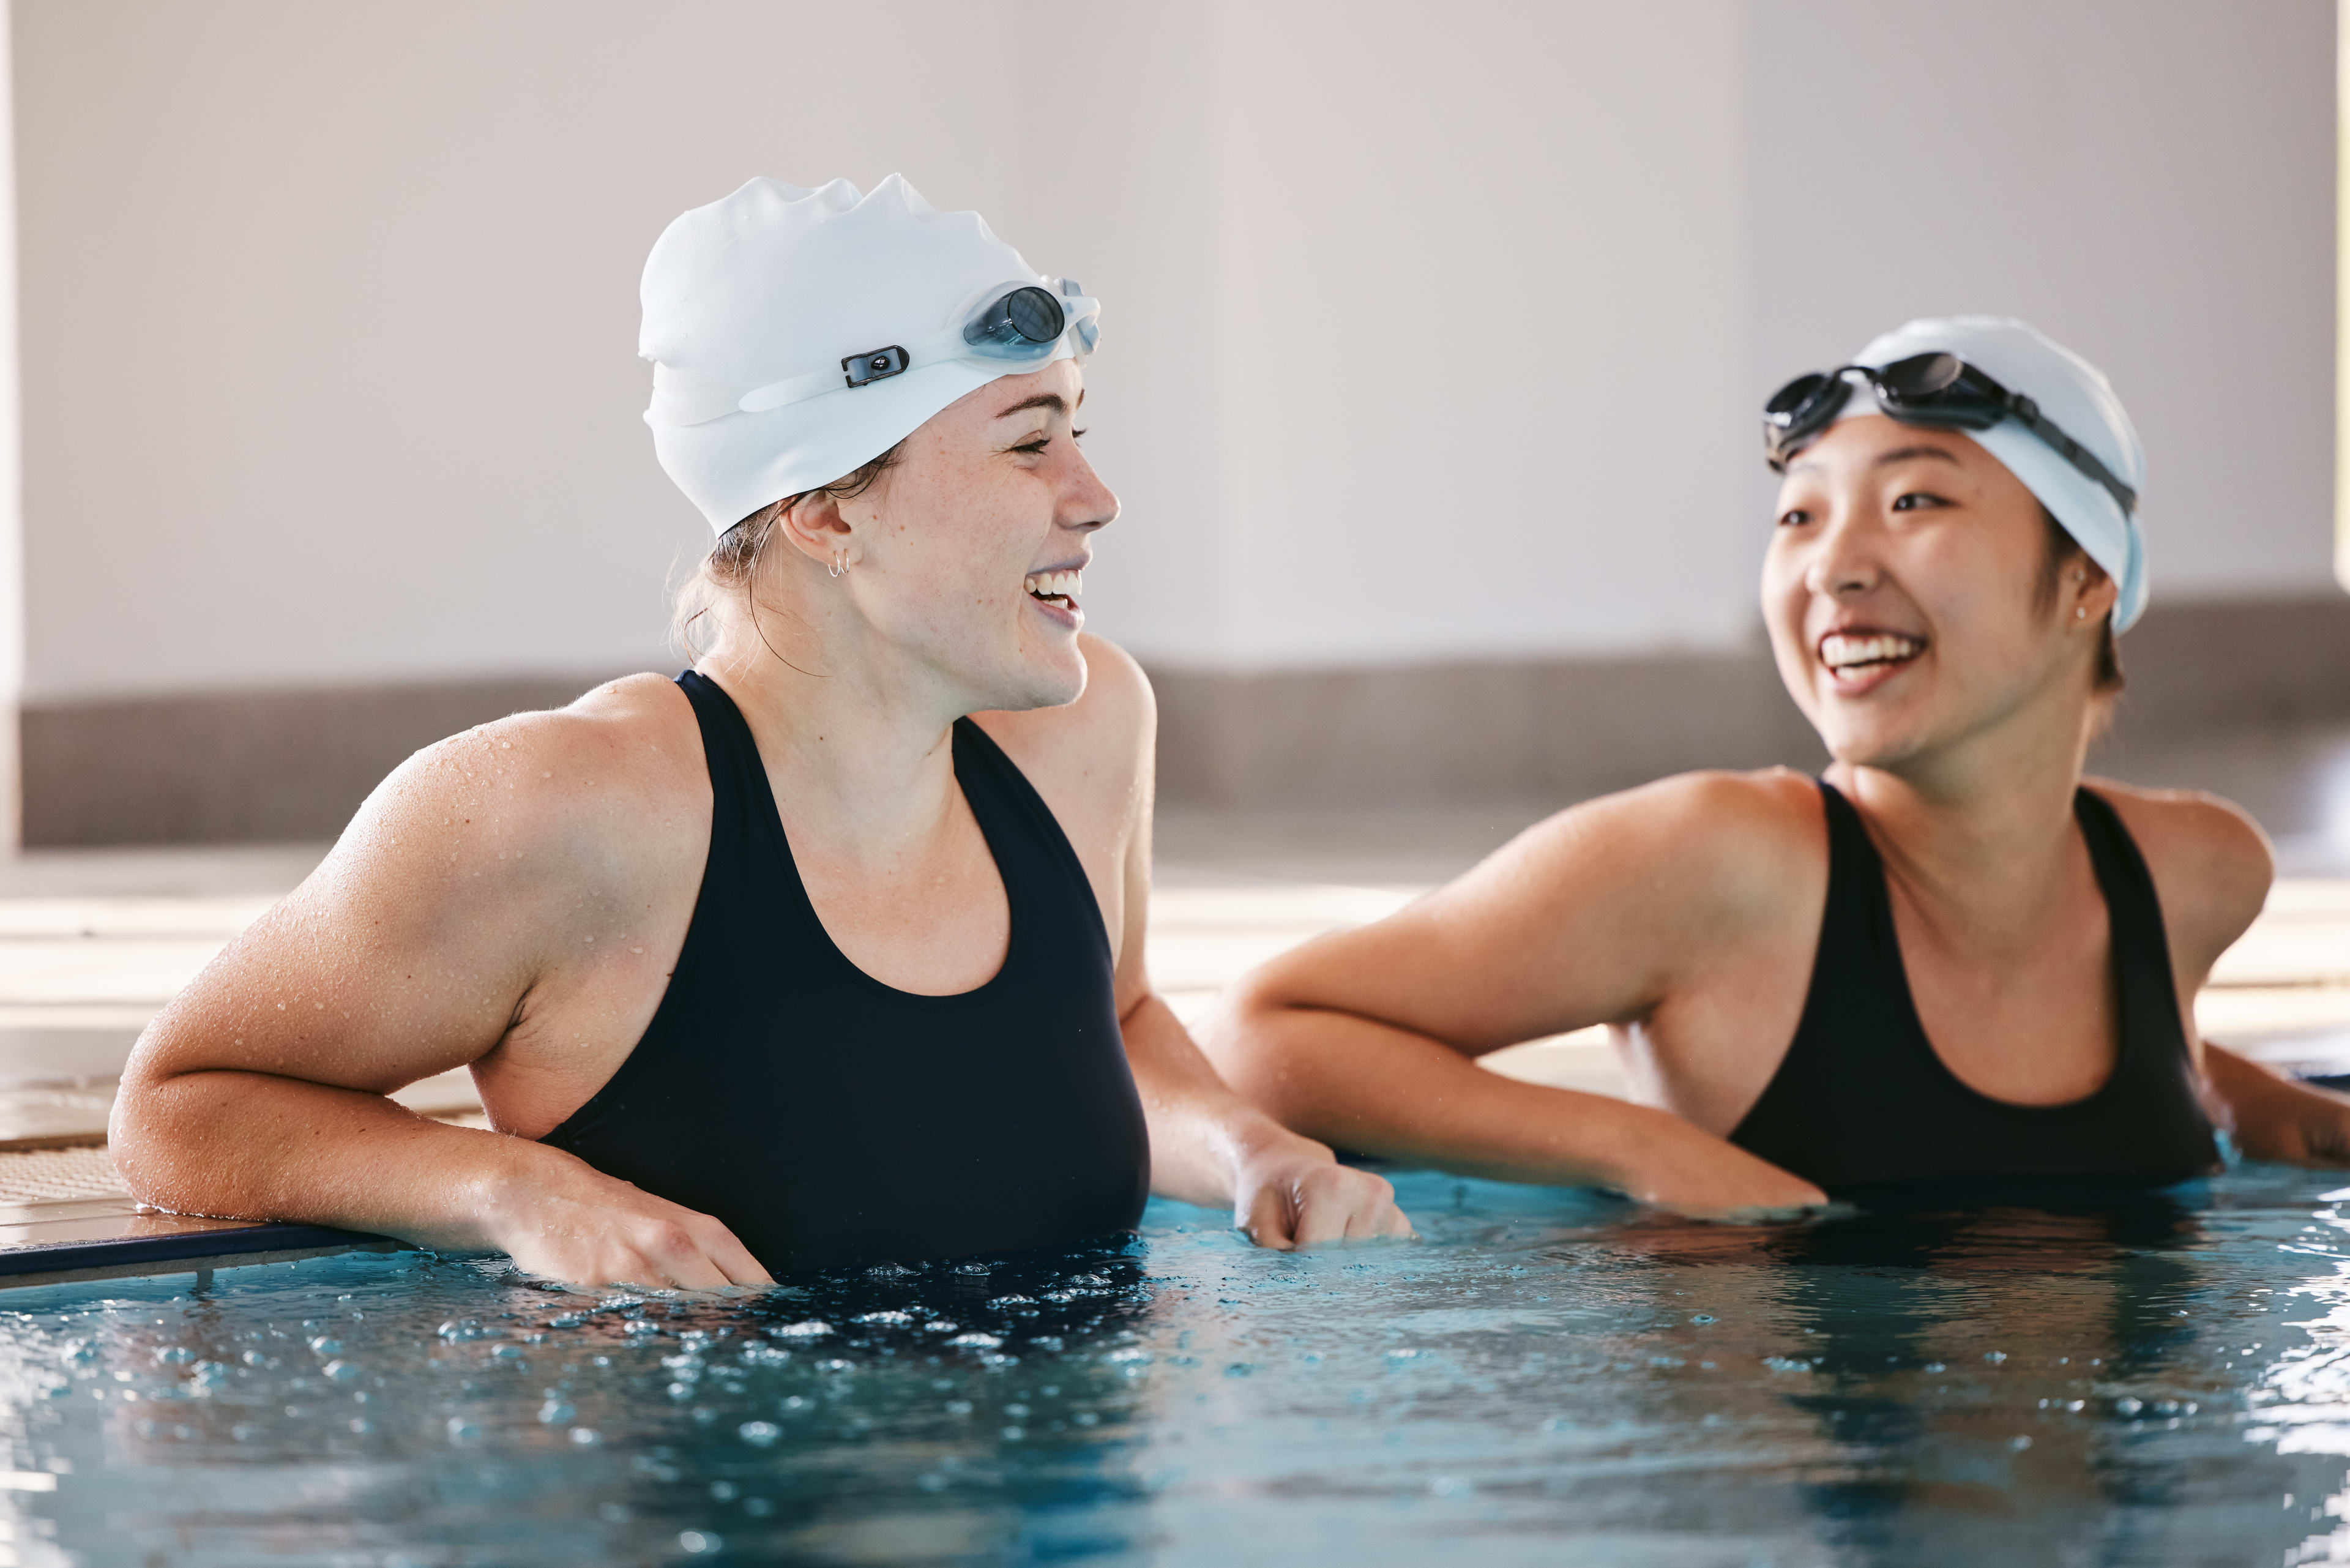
[1761,352,2137,515]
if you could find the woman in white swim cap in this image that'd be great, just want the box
[112,176,1410,1285]
[1209,316,2350,1209]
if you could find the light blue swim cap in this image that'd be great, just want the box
[1832,317,2149,633]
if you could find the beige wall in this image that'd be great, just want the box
[7,0,2341,704]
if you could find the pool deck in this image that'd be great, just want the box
[5,717,2348,1286]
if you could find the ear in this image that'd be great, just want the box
[771,488,856,572]
[2068,556,2119,628]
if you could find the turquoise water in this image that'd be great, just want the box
[9,1165,2350,1566]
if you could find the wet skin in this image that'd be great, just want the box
[1205,414,2350,1212]
[110,360,1412,1288]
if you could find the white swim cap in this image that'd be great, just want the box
[640,175,1096,534]
[1830,316,2149,632]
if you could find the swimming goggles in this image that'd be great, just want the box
[647,278,1099,428]
[1762,353,2138,515]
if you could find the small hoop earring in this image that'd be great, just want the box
[827,551,847,579]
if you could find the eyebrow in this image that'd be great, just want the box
[994,390,1083,420]
[1874,444,1961,468]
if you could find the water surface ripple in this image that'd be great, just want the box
[7,1164,2350,1565]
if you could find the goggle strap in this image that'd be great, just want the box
[1764,362,2137,515]
[644,283,1100,425]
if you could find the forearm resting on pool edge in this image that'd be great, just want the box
[2203,1043,2350,1166]
[108,1062,662,1260]
[1209,995,1816,1211]
[1117,987,1412,1247]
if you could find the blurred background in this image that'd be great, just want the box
[0,0,2342,861]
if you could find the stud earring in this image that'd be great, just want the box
[2076,605,2088,620]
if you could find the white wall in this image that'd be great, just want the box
[9,0,2339,703]
[0,2,18,846]
[1744,0,2339,604]
[14,0,1028,700]
[1192,1,1753,668]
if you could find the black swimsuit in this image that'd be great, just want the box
[1728,780,2218,1194]
[542,672,1151,1275]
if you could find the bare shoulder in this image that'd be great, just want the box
[2084,778,2274,961]
[318,673,707,935]
[126,674,712,1094]
[1390,766,1830,1004]
[1488,767,1826,920]
[970,634,1152,827]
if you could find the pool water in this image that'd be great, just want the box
[10,1163,2350,1566]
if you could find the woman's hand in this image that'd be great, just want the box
[1603,1117,1829,1219]
[2207,1043,2350,1167]
[482,1151,774,1291]
[1230,1129,1415,1249]
[1110,988,1418,1249]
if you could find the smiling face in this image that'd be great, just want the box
[804,359,1117,712]
[1762,414,2115,774]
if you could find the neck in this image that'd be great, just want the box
[1829,678,2098,944]
[695,591,972,865]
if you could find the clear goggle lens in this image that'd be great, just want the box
[961,279,1098,365]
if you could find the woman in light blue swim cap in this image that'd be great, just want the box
[1209,316,2346,1208]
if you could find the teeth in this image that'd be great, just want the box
[1821,632,1922,671]
[1023,569,1083,602]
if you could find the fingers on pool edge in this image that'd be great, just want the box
[1240,1189,1299,1250]
[1345,1201,1417,1242]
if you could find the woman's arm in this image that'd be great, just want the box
[986,638,1412,1247]
[1113,785,1413,1249]
[110,700,770,1289]
[1108,657,1411,1246]
[1200,773,1828,1215]
[2097,783,2350,1168]
[2204,1045,2350,1165]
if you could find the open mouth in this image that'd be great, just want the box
[1024,568,1082,614]
[1818,629,1925,684]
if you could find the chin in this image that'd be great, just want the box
[1818,712,1946,772]
[985,648,1088,712]
[1805,694,1935,773]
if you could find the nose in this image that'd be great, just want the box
[1059,444,1119,536]
[1804,510,1882,599]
